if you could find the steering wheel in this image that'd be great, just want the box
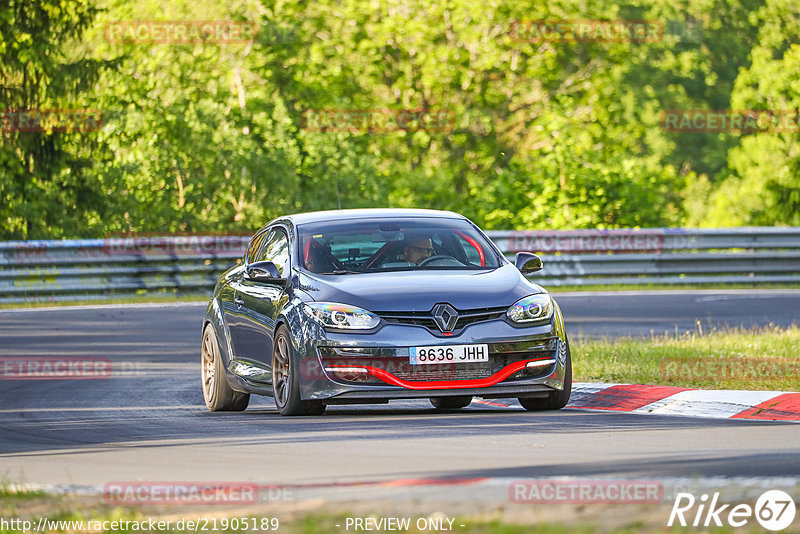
[417,255,462,267]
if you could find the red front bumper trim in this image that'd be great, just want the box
[326,358,554,390]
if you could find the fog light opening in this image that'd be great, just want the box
[324,366,369,373]
[525,358,556,368]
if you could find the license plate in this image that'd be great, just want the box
[409,344,489,365]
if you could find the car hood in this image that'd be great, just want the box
[294,264,544,312]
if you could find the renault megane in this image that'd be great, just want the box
[201,208,571,416]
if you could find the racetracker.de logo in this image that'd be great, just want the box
[103,234,249,256]
[301,108,456,134]
[0,357,111,380]
[104,20,258,44]
[510,19,663,43]
[104,482,259,505]
[660,109,800,133]
[303,360,467,382]
[509,229,664,254]
[510,480,663,503]
[1,109,103,132]
[661,358,800,382]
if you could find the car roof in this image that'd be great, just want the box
[278,208,467,226]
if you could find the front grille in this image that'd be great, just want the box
[377,305,508,335]
[318,338,558,386]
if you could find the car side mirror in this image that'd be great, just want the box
[514,252,543,274]
[246,260,285,282]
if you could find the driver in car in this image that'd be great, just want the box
[402,235,434,265]
[306,243,337,273]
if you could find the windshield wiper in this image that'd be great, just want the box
[324,269,361,275]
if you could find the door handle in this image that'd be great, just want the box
[234,296,244,307]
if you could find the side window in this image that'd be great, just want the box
[256,229,290,276]
[246,232,268,265]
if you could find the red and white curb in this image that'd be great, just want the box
[475,383,800,421]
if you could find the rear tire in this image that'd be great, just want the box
[519,338,572,411]
[430,395,473,410]
[272,325,326,416]
[201,323,250,412]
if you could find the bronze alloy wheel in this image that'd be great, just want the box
[272,325,325,416]
[201,323,249,411]
[272,332,291,408]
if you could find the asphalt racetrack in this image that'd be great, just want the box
[1,290,799,489]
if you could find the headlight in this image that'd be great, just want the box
[303,302,380,330]
[507,294,553,324]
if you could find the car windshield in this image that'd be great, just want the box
[297,217,501,274]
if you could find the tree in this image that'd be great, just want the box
[702,0,800,226]
[0,0,114,238]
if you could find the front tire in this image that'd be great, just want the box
[519,338,572,411]
[201,323,250,412]
[430,396,473,410]
[272,325,326,416]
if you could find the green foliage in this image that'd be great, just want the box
[701,0,800,226]
[0,0,115,238]
[1,0,798,239]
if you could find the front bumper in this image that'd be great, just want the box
[293,317,569,402]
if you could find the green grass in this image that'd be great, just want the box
[573,324,800,390]
[0,483,45,500]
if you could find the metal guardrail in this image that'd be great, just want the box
[0,236,248,304]
[487,227,800,287]
[1,228,799,303]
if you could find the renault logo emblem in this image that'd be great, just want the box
[432,303,459,333]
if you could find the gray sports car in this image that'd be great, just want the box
[201,208,571,415]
